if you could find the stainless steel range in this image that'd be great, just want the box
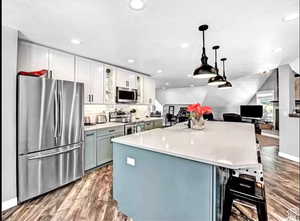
[17,75,84,202]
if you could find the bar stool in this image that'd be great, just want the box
[222,176,268,221]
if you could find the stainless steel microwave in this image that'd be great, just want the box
[116,87,138,103]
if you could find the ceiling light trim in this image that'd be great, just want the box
[129,0,145,11]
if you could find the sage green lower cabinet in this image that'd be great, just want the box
[84,130,97,170]
[96,135,113,165]
[96,132,124,165]
[85,126,124,171]
[153,119,163,128]
[144,121,153,131]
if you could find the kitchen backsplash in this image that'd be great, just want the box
[85,104,152,119]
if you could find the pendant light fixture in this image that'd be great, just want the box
[193,25,217,79]
[208,46,226,86]
[218,58,232,89]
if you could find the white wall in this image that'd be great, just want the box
[2,26,18,210]
[156,73,271,120]
[278,64,300,162]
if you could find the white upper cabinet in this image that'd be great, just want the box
[116,68,137,89]
[76,57,104,104]
[75,57,90,103]
[17,41,157,105]
[18,41,49,73]
[143,77,156,104]
[89,60,104,104]
[49,50,75,81]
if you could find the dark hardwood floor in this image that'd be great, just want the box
[2,135,299,221]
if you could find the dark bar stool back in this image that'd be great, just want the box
[222,176,268,221]
[223,113,242,122]
[203,113,214,121]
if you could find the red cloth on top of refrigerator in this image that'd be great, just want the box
[18,69,48,77]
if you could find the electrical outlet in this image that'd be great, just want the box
[126,157,135,166]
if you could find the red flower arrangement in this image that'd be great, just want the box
[187,103,213,118]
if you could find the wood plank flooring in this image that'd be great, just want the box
[2,165,132,221]
[2,135,299,221]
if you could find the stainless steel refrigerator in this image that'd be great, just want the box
[17,75,84,202]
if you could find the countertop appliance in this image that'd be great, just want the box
[109,111,131,123]
[84,116,96,126]
[150,111,162,117]
[96,114,107,124]
[116,87,137,103]
[17,75,84,202]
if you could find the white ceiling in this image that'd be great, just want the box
[3,0,299,88]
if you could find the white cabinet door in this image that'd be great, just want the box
[144,77,156,104]
[49,50,75,81]
[116,68,128,88]
[17,41,49,73]
[76,57,91,103]
[89,61,104,104]
[76,57,104,104]
[116,68,137,89]
[128,72,137,89]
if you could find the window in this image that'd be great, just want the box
[256,91,274,122]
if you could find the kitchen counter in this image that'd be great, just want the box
[84,122,125,131]
[112,121,257,220]
[84,117,163,131]
[112,121,258,169]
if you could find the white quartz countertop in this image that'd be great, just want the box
[84,122,125,131]
[84,117,163,131]
[112,121,259,169]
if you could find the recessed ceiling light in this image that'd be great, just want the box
[282,13,299,22]
[273,48,282,53]
[71,39,81,44]
[165,82,169,86]
[162,87,166,90]
[129,0,145,10]
[128,59,135,63]
[180,43,189,48]
[187,74,192,78]
[157,69,163,73]
[190,84,194,87]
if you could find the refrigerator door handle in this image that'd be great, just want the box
[58,83,63,137]
[53,86,58,138]
[27,145,81,160]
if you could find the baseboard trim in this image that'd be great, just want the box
[279,152,300,163]
[2,197,18,211]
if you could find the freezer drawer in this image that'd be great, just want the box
[18,143,84,202]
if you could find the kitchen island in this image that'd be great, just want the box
[112,121,259,221]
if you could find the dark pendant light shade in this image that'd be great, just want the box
[193,25,217,79]
[218,58,232,89]
[208,46,226,86]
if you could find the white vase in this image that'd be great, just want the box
[191,115,206,130]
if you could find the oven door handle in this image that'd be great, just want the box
[28,145,81,160]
